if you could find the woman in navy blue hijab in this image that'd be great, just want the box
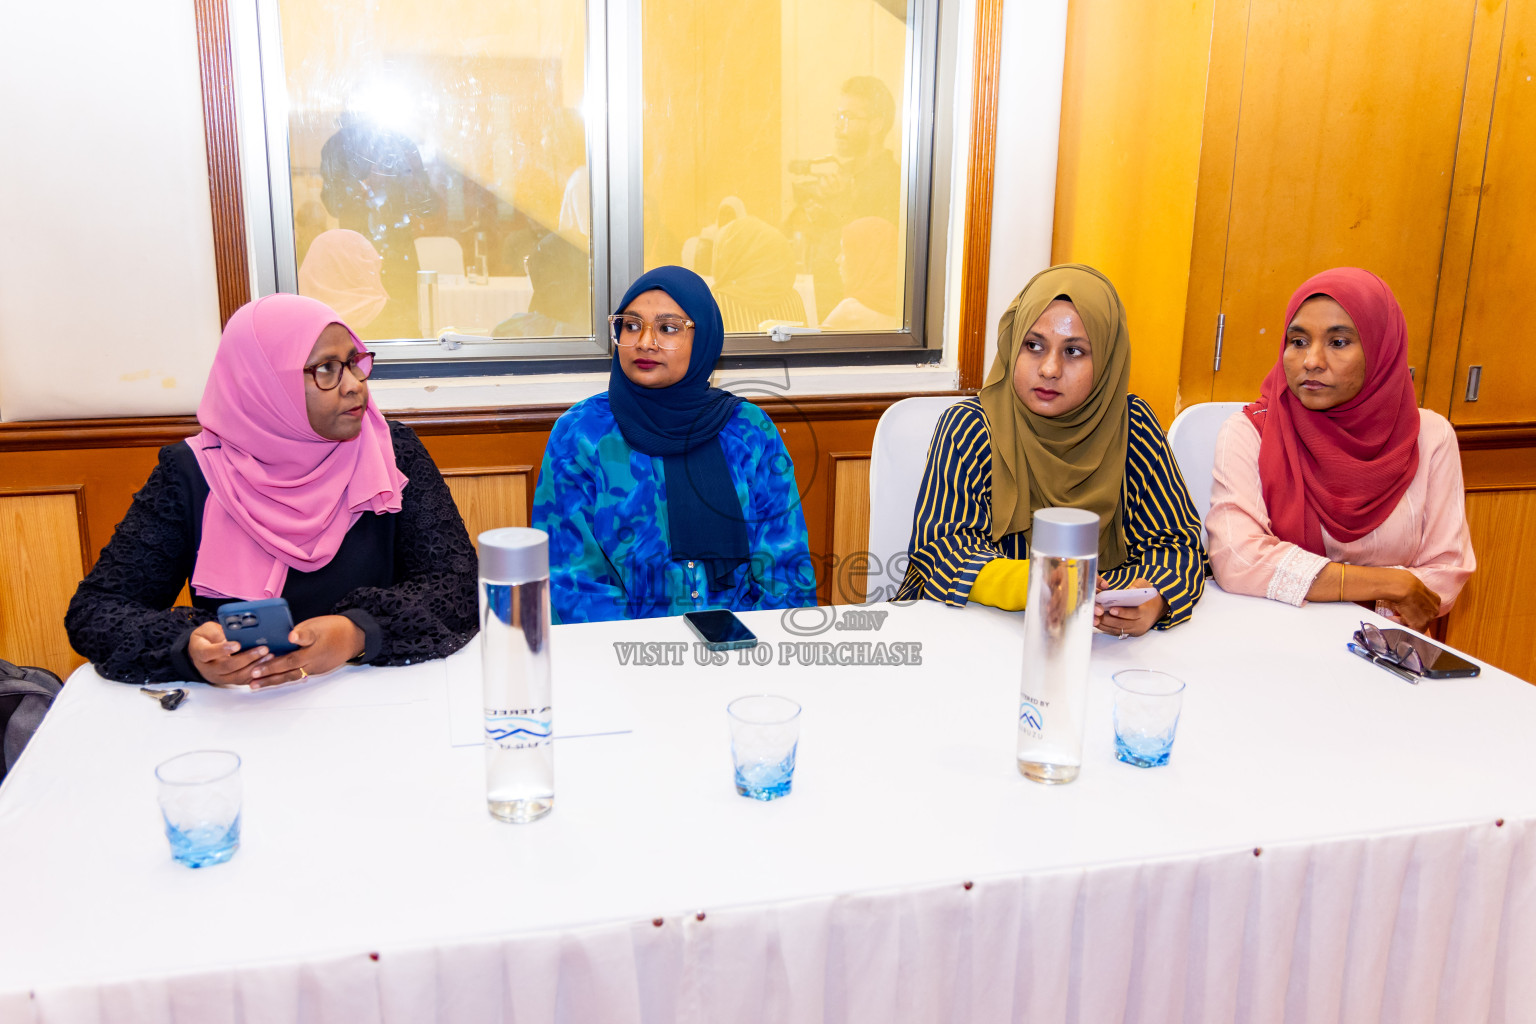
[532,266,816,623]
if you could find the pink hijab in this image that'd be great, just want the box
[297,229,388,330]
[189,294,408,600]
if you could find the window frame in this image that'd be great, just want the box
[225,0,953,377]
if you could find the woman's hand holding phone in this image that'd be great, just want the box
[188,621,275,687]
[1093,576,1167,637]
[247,615,367,689]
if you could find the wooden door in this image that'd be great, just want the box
[1199,0,1478,403]
[1449,0,1536,425]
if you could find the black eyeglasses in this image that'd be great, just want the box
[1355,622,1425,675]
[303,350,374,391]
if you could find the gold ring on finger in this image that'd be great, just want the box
[299,667,308,679]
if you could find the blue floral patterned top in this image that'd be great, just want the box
[533,393,817,623]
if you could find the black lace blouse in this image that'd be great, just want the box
[66,421,479,684]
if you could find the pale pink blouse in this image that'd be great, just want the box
[1207,408,1475,613]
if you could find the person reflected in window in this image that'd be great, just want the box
[298,229,389,331]
[681,196,748,276]
[711,215,808,332]
[532,266,816,624]
[821,217,901,331]
[492,232,590,338]
[1206,268,1474,630]
[898,265,1207,635]
[66,295,478,686]
[788,75,902,316]
[320,113,442,338]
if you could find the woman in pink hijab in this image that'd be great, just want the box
[67,294,478,686]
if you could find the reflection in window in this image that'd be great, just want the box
[276,0,593,341]
[642,0,911,333]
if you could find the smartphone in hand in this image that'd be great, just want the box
[1095,586,1160,608]
[216,598,300,656]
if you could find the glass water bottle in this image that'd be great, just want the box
[479,527,555,822]
[1016,508,1100,784]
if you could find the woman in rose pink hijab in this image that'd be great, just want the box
[67,294,478,686]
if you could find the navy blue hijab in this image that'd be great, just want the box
[608,266,748,588]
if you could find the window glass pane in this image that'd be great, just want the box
[641,0,912,334]
[277,0,593,342]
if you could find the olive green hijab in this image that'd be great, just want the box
[978,264,1131,568]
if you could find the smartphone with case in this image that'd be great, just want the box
[1374,628,1480,679]
[684,609,758,651]
[1095,586,1160,608]
[217,598,300,655]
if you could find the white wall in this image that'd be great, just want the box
[982,0,1069,380]
[0,0,1064,421]
[0,0,223,421]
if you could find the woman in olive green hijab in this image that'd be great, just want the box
[897,264,1206,635]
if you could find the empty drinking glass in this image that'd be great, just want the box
[1111,671,1185,768]
[727,695,801,800]
[155,750,243,867]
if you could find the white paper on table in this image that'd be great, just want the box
[151,662,429,715]
[444,636,633,747]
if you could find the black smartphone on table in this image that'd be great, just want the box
[1354,624,1480,679]
[684,609,758,651]
[217,598,300,655]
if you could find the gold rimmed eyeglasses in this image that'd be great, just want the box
[608,313,695,349]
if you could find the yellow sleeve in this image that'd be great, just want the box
[968,558,1031,611]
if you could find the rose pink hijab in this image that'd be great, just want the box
[1244,268,1420,555]
[189,294,407,600]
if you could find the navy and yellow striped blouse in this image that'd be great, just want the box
[896,395,1208,628]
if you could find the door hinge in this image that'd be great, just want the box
[1213,313,1226,372]
[1465,365,1483,402]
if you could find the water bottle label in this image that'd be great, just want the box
[1019,693,1048,739]
[485,705,552,749]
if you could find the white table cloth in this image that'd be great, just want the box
[2,587,1534,1023]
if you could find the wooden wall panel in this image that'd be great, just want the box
[1053,0,1218,422]
[1199,0,1477,404]
[0,490,87,678]
[828,456,872,605]
[1444,488,1536,683]
[1449,0,1536,424]
[443,468,532,549]
[1422,0,1509,416]
[0,446,166,574]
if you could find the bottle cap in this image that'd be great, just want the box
[1031,508,1100,559]
[478,527,549,584]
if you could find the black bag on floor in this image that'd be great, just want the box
[0,659,62,784]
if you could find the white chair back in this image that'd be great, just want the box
[1166,401,1246,544]
[866,395,968,601]
[414,236,466,277]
